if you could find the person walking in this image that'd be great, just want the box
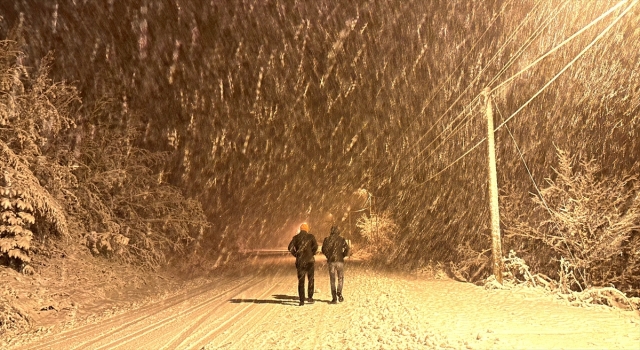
[322,225,350,304]
[288,223,318,306]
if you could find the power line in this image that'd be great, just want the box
[412,0,517,128]
[416,1,543,151]
[381,0,519,165]
[414,0,568,167]
[392,0,566,180]
[414,98,482,164]
[336,1,516,184]
[495,0,637,132]
[403,0,637,187]
[418,0,570,163]
[497,104,587,286]
[376,0,551,180]
[496,107,545,208]
[486,0,570,89]
[420,136,486,185]
[490,0,629,95]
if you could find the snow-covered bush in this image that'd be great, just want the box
[65,100,210,269]
[450,242,490,283]
[503,148,640,295]
[356,211,398,256]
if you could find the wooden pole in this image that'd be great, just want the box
[484,88,504,284]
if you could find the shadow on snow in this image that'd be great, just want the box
[229,294,334,305]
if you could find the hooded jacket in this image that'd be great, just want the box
[322,227,350,263]
[288,230,318,265]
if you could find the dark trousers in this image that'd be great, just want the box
[296,261,315,302]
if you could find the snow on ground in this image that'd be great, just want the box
[6,255,640,350]
[216,258,640,350]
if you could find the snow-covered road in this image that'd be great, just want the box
[11,255,640,349]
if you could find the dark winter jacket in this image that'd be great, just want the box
[322,227,350,263]
[288,230,318,265]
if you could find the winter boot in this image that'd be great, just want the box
[330,290,337,304]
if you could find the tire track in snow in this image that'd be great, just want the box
[158,276,281,349]
[20,277,255,349]
[187,283,281,349]
[18,275,251,350]
[197,281,288,349]
[183,271,290,349]
[85,275,268,350]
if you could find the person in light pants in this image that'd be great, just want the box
[322,226,350,304]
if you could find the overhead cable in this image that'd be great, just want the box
[490,0,629,95]
[408,0,637,185]
[494,0,638,132]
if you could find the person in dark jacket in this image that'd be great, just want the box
[288,223,318,306]
[322,225,350,304]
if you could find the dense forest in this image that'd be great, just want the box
[1,0,638,297]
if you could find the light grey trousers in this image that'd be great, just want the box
[328,262,344,298]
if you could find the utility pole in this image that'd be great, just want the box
[484,88,504,284]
